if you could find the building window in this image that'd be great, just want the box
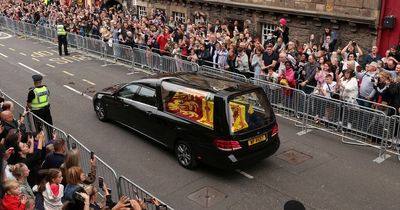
[261,23,276,45]
[137,6,147,19]
[173,11,185,23]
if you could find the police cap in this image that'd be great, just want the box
[32,74,43,82]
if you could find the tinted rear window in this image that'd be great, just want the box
[228,89,274,134]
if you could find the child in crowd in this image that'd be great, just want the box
[42,169,64,210]
[1,179,28,210]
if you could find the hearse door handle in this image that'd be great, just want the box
[146,111,153,116]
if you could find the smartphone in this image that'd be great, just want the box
[158,204,167,210]
[90,151,95,160]
[98,176,104,189]
[133,190,139,200]
[143,198,153,203]
[71,142,77,149]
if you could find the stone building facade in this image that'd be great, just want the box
[132,0,382,50]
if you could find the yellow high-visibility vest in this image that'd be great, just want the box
[31,86,49,110]
[57,25,66,36]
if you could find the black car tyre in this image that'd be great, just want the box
[175,141,198,169]
[95,100,108,121]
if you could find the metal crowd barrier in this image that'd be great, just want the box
[67,135,119,200]
[132,48,151,69]
[249,78,307,125]
[0,88,174,210]
[119,176,173,210]
[385,116,400,158]
[85,36,103,56]
[113,43,134,66]
[199,65,248,82]
[1,16,399,164]
[160,55,198,72]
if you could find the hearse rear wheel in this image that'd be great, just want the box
[175,141,198,169]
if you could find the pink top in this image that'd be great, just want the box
[282,68,295,84]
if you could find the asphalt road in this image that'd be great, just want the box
[1,31,400,210]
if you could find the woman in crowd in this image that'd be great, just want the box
[341,40,363,62]
[337,69,358,104]
[8,131,45,187]
[62,166,86,202]
[9,163,35,200]
[218,43,228,70]
[225,48,236,72]
[60,149,96,186]
[251,46,264,80]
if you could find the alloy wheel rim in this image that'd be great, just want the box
[96,102,104,119]
[177,144,191,166]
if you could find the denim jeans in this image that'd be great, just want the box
[357,95,373,108]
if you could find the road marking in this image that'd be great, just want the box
[8,48,15,51]
[0,32,12,40]
[0,43,4,46]
[235,169,254,179]
[82,79,96,86]
[18,62,46,76]
[46,64,55,68]
[19,52,27,56]
[0,53,8,58]
[32,58,40,62]
[62,71,74,76]
[51,49,58,54]
[63,85,93,100]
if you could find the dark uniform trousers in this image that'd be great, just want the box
[58,35,68,56]
[32,105,53,137]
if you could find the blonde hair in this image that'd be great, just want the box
[9,163,28,180]
[3,179,20,193]
[66,166,83,185]
[64,149,81,169]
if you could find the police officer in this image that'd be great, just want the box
[57,18,69,56]
[27,75,53,128]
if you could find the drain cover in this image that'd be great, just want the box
[277,149,312,165]
[187,186,226,207]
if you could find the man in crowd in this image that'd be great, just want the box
[356,61,378,108]
[42,138,66,169]
[300,55,319,94]
[262,43,278,72]
[363,46,381,67]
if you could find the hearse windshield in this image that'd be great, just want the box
[228,89,274,134]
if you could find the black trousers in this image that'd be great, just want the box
[32,105,53,137]
[58,35,68,55]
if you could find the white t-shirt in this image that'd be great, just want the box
[322,82,337,98]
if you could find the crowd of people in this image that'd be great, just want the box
[0,0,400,209]
[0,99,166,209]
[2,0,398,115]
